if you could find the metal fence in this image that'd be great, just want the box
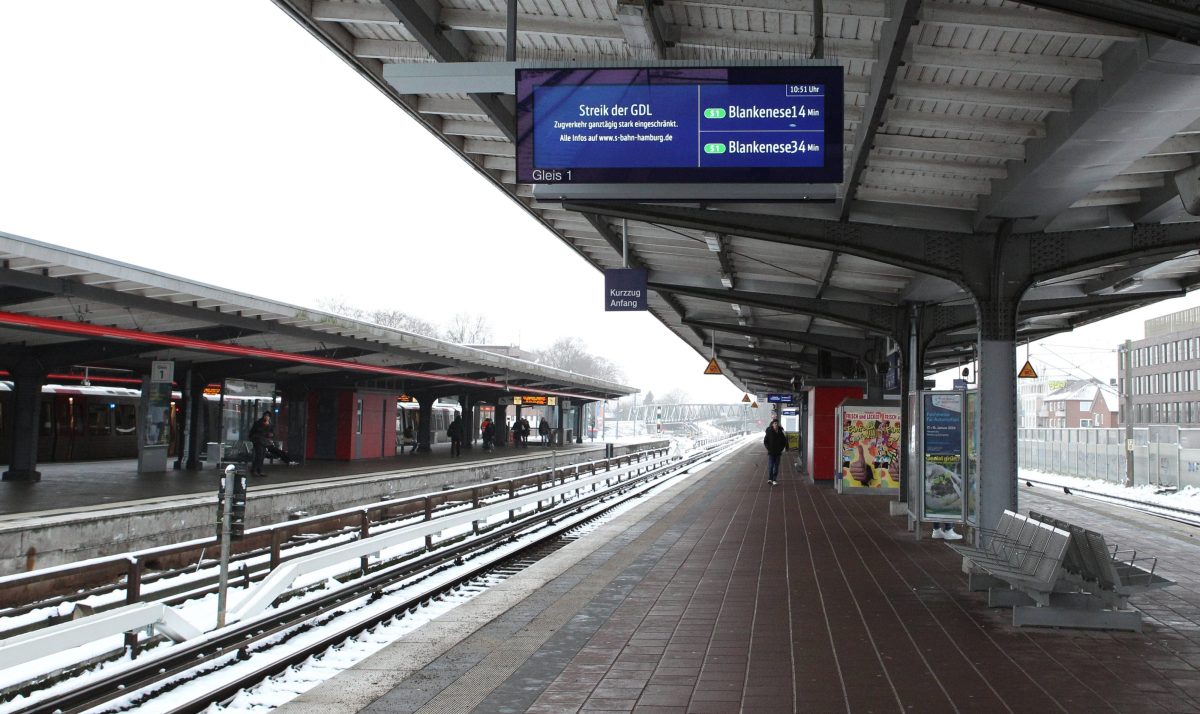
[1018,426,1200,489]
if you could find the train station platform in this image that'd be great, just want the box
[0,440,620,518]
[0,439,671,575]
[278,443,1200,714]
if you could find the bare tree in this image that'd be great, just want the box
[661,388,689,404]
[533,337,623,382]
[317,298,442,338]
[443,312,493,344]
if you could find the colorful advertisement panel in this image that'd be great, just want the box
[839,405,901,489]
[922,392,964,521]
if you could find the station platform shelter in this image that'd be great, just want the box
[278,443,1200,714]
[0,437,618,518]
[0,231,634,487]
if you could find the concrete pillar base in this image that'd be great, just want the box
[3,468,41,482]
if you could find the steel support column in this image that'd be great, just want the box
[417,396,434,453]
[965,224,1025,541]
[495,404,508,449]
[976,297,1020,538]
[2,359,45,481]
[285,388,308,466]
[460,394,474,450]
[180,369,206,470]
[902,305,923,507]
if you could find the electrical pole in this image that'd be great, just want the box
[1124,339,1134,488]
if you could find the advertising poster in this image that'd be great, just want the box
[964,391,979,526]
[142,381,172,447]
[839,405,901,489]
[922,393,964,521]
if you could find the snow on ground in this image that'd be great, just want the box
[204,435,742,712]
[3,435,746,713]
[1019,468,1200,513]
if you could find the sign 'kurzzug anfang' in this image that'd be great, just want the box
[604,268,647,311]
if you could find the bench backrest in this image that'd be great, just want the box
[993,510,1071,590]
[1029,510,1120,590]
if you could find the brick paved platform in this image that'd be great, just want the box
[279,443,1200,714]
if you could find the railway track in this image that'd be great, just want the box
[1,436,744,713]
[1022,475,1200,529]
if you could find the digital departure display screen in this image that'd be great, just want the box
[516,66,843,185]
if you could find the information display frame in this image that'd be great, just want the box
[515,65,844,190]
[917,390,982,524]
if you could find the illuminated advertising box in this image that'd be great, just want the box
[836,402,901,494]
[516,65,843,199]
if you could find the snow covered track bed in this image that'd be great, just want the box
[1022,472,1200,529]
[0,435,746,713]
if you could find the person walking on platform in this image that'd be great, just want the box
[763,418,787,486]
[249,411,273,477]
[538,417,551,446]
[401,425,417,455]
[447,415,463,457]
[481,418,494,451]
[520,417,531,447]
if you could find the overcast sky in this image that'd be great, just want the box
[2,2,1198,400]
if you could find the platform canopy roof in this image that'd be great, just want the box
[281,1,1200,393]
[0,232,633,400]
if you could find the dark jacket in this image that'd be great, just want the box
[447,418,462,441]
[249,417,272,446]
[763,426,787,456]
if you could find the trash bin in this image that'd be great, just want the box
[206,442,222,467]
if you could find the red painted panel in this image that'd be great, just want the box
[358,394,385,459]
[807,386,864,481]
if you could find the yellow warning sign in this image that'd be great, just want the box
[751,401,759,408]
[741,393,751,403]
[1018,360,1038,379]
[704,358,722,375]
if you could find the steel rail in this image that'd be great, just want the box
[6,437,742,714]
[0,446,672,627]
[1022,476,1200,528]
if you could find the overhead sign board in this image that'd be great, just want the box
[704,358,723,375]
[516,66,844,194]
[511,395,557,407]
[1018,361,1039,379]
[604,268,647,311]
[767,393,794,403]
[150,360,174,384]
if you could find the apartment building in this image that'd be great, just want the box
[1118,306,1200,426]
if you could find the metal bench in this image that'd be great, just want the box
[948,510,1071,610]
[1027,511,1174,609]
[952,509,1173,632]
